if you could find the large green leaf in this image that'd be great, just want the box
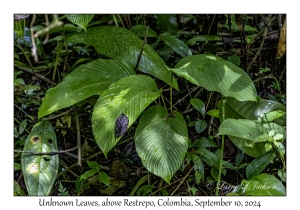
[66,14,94,32]
[135,105,188,184]
[21,121,59,195]
[170,54,258,102]
[38,59,135,119]
[224,97,286,126]
[241,173,286,195]
[67,26,178,90]
[92,75,161,157]
[129,25,157,37]
[159,35,192,57]
[218,119,286,157]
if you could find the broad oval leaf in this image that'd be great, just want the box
[246,151,275,179]
[242,173,286,195]
[160,35,192,57]
[21,121,59,196]
[195,119,207,133]
[38,59,135,119]
[66,14,94,32]
[190,98,205,116]
[170,54,258,102]
[67,26,178,90]
[92,75,162,157]
[225,97,286,126]
[135,105,188,184]
[218,119,286,157]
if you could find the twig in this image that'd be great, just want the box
[14,145,78,155]
[34,15,63,38]
[76,113,82,166]
[43,14,50,45]
[14,65,57,86]
[117,14,125,28]
[170,87,200,111]
[14,40,47,93]
[14,104,35,122]
[253,74,276,83]
[246,27,268,73]
[199,14,216,53]
[30,14,38,63]
[170,166,194,196]
[14,117,30,134]
[148,177,185,196]
[135,26,149,71]
[41,110,72,121]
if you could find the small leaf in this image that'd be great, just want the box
[227,55,241,67]
[206,109,220,118]
[99,171,110,187]
[14,162,21,171]
[189,186,198,195]
[195,147,219,168]
[80,170,98,181]
[129,175,148,196]
[190,98,205,116]
[278,169,286,182]
[14,180,26,196]
[160,35,192,57]
[129,25,157,37]
[66,14,94,32]
[195,119,207,133]
[136,185,155,196]
[235,151,244,167]
[193,137,217,148]
[87,161,100,172]
[246,151,275,179]
[186,35,221,46]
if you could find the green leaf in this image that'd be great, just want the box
[218,119,286,157]
[136,185,155,196]
[192,154,204,182]
[189,186,198,195]
[67,26,178,90]
[129,25,157,37]
[258,110,286,123]
[14,162,21,171]
[235,151,244,167]
[206,109,220,118]
[242,173,286,195]
[80,170,98,181]
[170,54,257,102]
[186,35,221,46]
[135,105,188,184]
[92,75,161,157]
[195,119,207,133]
[87,161,100,172]
[21,121,59,196]
[99,171,110,187]
[38,59,135,119]
[195,147,219,168]
[66,14,94,32]
[159,35,192,57]
[14,180,26,196]
[227,55,241,67]
[246,151,275,179]
[129,175,148,196]
[190,98,205,116]
[193,137,217,148]
[225,97,286,126]
[155,14,177,32]
[278,169,286,182]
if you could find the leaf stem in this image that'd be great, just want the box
[216,98,226,196]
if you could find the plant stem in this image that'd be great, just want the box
[216,98,226,196]
[170,73,173,114]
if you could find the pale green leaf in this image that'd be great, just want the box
[66,14,94,32]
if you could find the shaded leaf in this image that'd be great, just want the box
[190,98,205,116]
[129,25,157,37]
[160,35,192,57]
[246,151,275,179]
[99,171,110,187]
[195,119,207,133]
[67,26,178,89]
[193,137,217,148]
[136,185,155,196]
